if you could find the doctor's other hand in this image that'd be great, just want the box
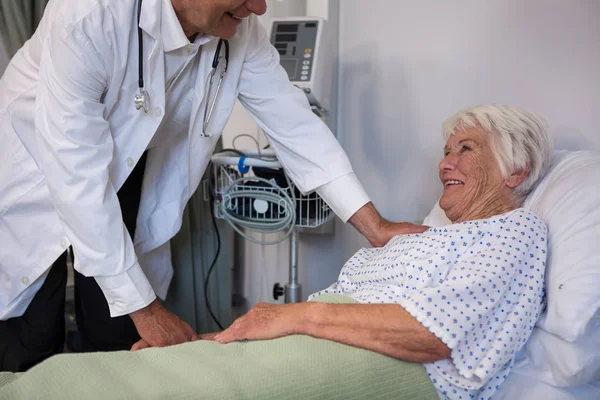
[380,221,429,244]
[349,202,429,247]
[214,302,305,344]
[129,299,199,351]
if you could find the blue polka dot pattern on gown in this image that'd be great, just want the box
[309,208,547,400]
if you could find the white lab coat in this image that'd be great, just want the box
[0,0,368,319]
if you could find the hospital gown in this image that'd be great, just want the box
[309,208,547,400]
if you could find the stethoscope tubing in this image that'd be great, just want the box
[135,0,229,134]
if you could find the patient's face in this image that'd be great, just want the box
[438,126,511,223]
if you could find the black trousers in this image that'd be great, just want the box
[0,153,148,372]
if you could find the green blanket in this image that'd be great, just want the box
[0,294,438,400]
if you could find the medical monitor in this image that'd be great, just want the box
[268,17,333,115]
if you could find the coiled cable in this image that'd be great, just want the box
[219,175,296,245]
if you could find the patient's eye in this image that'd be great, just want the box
[459,145,472,153]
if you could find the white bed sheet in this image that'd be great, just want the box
[492,370,600,399]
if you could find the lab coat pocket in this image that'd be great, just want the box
[0,114,44,217]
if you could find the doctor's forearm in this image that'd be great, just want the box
[348,202,388,246]
[300,302,451,363]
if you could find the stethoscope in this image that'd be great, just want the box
[134,0,229,135]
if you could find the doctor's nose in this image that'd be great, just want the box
[245,0,267,16]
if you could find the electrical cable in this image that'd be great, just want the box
[232,134,277,161]
[204,185,224,331]
[219,175,296,245]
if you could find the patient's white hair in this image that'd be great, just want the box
[442,104,554,198]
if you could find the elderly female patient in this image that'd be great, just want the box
[0,105,553,400]
[207,104,553,399]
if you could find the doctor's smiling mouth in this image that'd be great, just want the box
[171,0,268,39]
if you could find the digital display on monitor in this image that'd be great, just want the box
[277,24,298,33]
[275,34,297,42]
[280,59,298,80]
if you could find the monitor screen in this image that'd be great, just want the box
[280,59,298,80]
[277,24,298,33]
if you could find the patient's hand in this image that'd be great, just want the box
[214,303,306,344]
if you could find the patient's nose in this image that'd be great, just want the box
[439,153,457,172]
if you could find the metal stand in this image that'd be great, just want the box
[284,229,301,303]
[272,229,302,303]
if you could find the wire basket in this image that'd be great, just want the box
[210,151,333,229]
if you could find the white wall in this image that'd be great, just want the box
[229,0,600,308]
[305,0,600,293]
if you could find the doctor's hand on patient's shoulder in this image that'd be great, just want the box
[213,302,307,344]
[129,299,200,351]
[381,221,429,243]
[349,202,429,247]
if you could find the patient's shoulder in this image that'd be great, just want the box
[488,208,548,246]
[448,208,547,241]
[501,208,546,230]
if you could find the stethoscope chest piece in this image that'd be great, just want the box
[134,88,149,113]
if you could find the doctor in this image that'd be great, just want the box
[0,0,426,371]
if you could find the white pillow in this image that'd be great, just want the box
[522,150,600,342]
[423,150,600,342]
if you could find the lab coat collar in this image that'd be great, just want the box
[139,0,162,39]
[144,0,219,51]
[161,0,190,52]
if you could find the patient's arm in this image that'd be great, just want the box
[215,302,451,363]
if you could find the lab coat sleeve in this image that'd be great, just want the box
[236,16,370,222]
[35,22,156,317]
[315,174,370,223]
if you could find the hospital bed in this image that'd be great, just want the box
[0,150,598,399]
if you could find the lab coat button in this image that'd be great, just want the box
[60,239,68,249]
[21,276,30,285]
[154,107,163,117]
[127,157,135,167]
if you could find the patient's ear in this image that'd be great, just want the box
[505,162,531,188]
